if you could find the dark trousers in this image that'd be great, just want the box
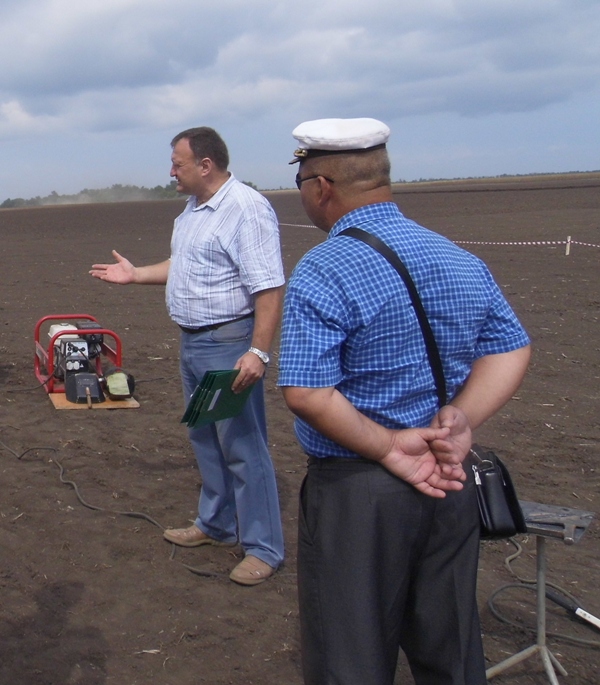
[297,457,486,685]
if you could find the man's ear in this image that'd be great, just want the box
[316,175,333,206]
[197,157,212,176]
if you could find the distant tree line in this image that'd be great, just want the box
[1,180,260,209]
[1,182,181,209]
[3,171,596,210]
[394,170,599,184]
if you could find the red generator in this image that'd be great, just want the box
[35,314,123,405]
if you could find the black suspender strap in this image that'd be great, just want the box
[338,227,447,408]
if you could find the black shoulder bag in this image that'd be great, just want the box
[339,227,527,539]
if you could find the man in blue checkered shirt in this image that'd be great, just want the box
[278,118,531,685]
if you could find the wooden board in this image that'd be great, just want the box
[48,393,140,410]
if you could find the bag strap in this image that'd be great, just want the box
[338,226,447,408]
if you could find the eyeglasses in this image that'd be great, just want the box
[295,173,335,190]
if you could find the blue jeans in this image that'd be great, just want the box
[179,317,284,568]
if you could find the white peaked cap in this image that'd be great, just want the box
[290,118,390,163]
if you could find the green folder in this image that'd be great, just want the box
[181,370,254,428]
[181,371,215,425]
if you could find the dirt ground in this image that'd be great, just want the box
[1,174,599,685]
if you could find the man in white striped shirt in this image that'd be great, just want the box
[90,127,285,585]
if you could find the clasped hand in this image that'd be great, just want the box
[377,406,471,499]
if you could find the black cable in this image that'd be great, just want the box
[8,375,57,393]
[0,439,165,529]
[134,375,178,383]
[0,439,296,584]
[52,456,164,529]
[487,537,600,648]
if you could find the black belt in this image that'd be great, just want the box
[178,312,254,334]
[307,456,375,466]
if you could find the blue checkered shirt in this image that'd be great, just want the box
[278,202,530,458]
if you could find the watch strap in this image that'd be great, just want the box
[248,346,269,364]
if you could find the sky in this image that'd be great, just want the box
[1,0,599,200]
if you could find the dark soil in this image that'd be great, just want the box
[1,174,599,684]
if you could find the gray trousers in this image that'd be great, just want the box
[297,457,487,685]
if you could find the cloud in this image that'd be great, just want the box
[1,100,36,128]
[1,0,599,141]
[0,99,62,136]
[0,0,599,198]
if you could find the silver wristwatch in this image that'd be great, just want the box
[248,346,270,365]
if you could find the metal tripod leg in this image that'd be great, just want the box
[486,536,568,683]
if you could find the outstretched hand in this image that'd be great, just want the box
[377,427,466,498]
[90,250,136,284]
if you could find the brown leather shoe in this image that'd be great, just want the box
[229,555,276,586]
[163,524,236,548]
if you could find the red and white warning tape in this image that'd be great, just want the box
[278,225,600,251]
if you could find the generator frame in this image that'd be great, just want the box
[35,314,123,394]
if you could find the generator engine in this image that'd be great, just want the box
[49,323,104,380]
